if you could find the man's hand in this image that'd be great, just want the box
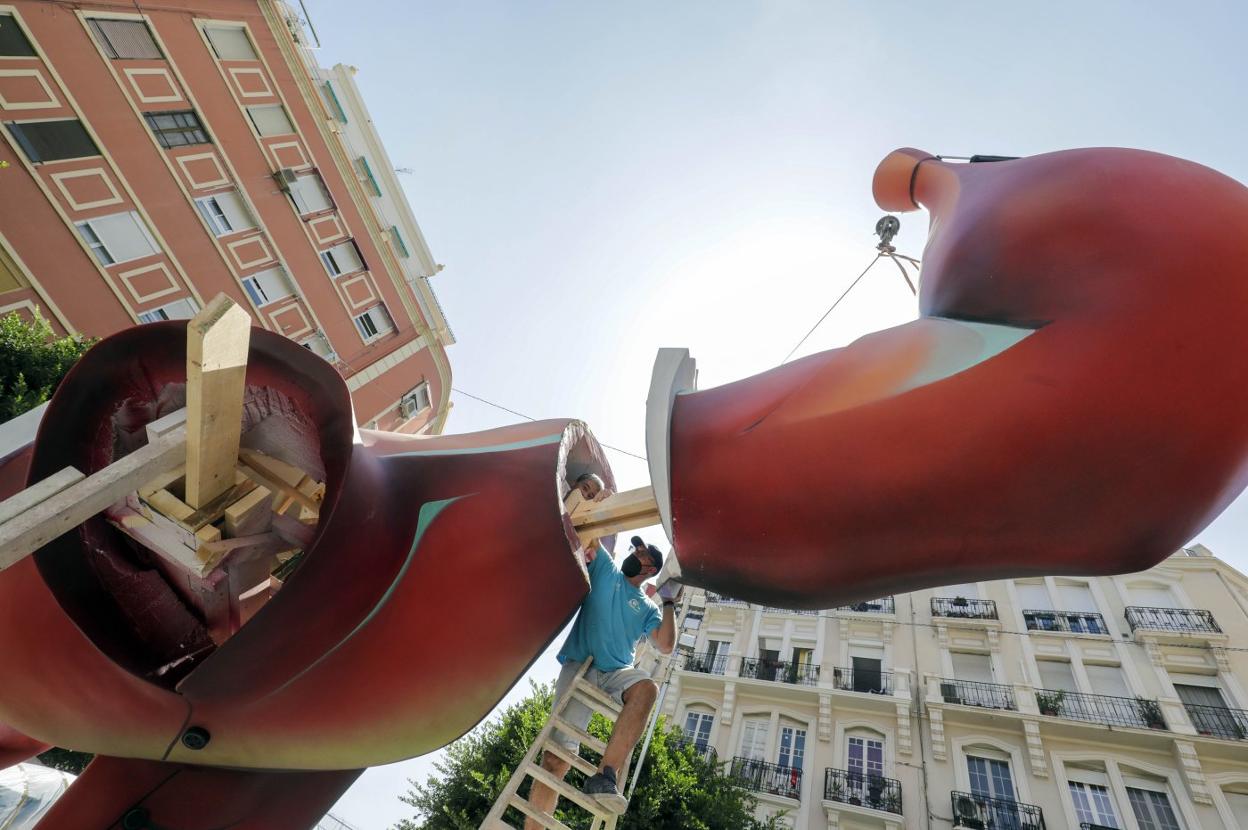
[582,541,597,564]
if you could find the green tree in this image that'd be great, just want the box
[0,312,95,421]
[394,681,784,830]
[35,747,93,775]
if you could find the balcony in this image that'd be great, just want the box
[831,665,893,696]
[1080,825,1118,830]
[1184,703,1248,740]
[762,605,818,615]
[1034,689,1166,729]
[939,678,1017,711]
[951,790,1045,830]
[1124,606,1221,634]
[1022,609,1107,635]
[740,657,819,687]
[836,596,895,614]
[682,651,729,675]
[824,767,902,814]
[730,757,802,801]
[932,597,999,620]
[704,592,749,607]
[671,736,719,765]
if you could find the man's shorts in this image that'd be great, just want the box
[551,661,652,753]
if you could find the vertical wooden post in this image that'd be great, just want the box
[185,294,251,508]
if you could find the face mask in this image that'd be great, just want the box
[621,553,642,578]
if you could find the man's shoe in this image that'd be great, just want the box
[582,769,628,815]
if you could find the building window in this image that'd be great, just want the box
[847,735,883,779]
[137,297,198,323]
[683,711,714,751]
[240,267,292,308]
[777,723,805,770]
[287,173,333,214]
[75,211,158,266]
[353,305,394,341]
[967,755,1016,804]
[78,222,113,266]
[1127,786,1181,830]
[0,13,36,57]
[203,26,256,60]
[739,718,768,761]
[319,240,364,277]
[86,18,162,59]
[1224,786,1248,828]
[300,332,336,361]
[400,382,432,418]
[193,191,253,237]
[245,104,294,137]
[144,110,209,149]
[355,156,382,197]
[1069,780,1119,827]
[5,119,99,163]
[389,225,411,258]
[321,81,348,123]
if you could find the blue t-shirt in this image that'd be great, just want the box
[557,544,662,672]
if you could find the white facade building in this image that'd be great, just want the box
[643,545,1248,830]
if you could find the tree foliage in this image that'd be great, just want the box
[394,680,784,830]
[0,312,95,421]
[35,748,93,775]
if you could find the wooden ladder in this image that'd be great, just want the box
[480,661,633,830]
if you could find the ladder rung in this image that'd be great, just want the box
[568,681,623,717]
[507,795,575,830]
[542,740,598,778]
[525,762,613,818]
[549,716,608,755]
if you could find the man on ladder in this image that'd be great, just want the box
[524,534,678,826]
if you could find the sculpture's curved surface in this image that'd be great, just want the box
[667,148,1248,607]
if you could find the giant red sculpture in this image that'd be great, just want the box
[0,147,1246,828]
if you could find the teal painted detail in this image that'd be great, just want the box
[357,155,382,197]
[387,432,563,458]
[902,319,1033,394]
[322,81,348,123]
[270,496,464,694]
[390,225,410,258]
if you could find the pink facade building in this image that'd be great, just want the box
[0,0,453,434]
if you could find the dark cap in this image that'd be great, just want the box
[630,535,664,572]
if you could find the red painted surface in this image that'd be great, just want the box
[670,147,1248,607]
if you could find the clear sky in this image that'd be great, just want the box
[309,3,1248,825]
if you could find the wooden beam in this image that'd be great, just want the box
[571,485,660,539]
[0,467,84,526]
[185,294,251,509]
[0,426,187,571]
[238,449,321,513]
[224,485,273,537]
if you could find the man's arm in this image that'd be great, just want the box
[650,601,676,654]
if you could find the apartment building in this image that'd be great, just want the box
[643,545,1248,830]
[0,0,451,434]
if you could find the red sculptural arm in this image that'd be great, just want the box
[657,147,1248,607]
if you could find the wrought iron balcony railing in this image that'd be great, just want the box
[831,665,893,695]
[951,790,1046,830]
[932,597,999,620]
[1034,689,1166,729]
[730,757,802,801]
[1184,703,1248,740]
[824,768,902,814]
[762,605,819,615]
[836,596,895,614]
[740,657,820,686]
[704,592,749,607]
[939,678,1017,711]
[1022,609,1107,635]
[1079,824,1119,830]
[1124,606,1221,634]
[672,735,719,764]
[682,651,729,675]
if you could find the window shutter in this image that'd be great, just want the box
[1084,665,1131,698]
[87,19,161,59]
[290,174,332,213]
[326,241,362,273]
[1058,583,1098,612]
[204,26,256,60]
[214,191,254,232]
[6,120,99,163]
[249,267,292,304]
[1036,660,1077,692]
[951,652,993,683]
[91,212,157,263]
[246,105,294,137]
[1015,581,1052,611]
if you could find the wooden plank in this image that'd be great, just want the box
[572,486,656,525]
[185,294,251,509]
[238,449,320,513]
[507,795,575,830]
[198,531,287,574]
[541,741,597,778]
[139,464,185,499]
[0,467,84,526]
[524,762,607,817]
[106,505,202,576]
[0,426,187,572]
[145,407,188,441]
[224,485,273,537]
[270,510,315,549]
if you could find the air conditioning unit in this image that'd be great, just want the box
[272,168,298,191]
[399,397,419,418]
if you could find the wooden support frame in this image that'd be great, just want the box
[185,294,252,508]
[570,486,660,540]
